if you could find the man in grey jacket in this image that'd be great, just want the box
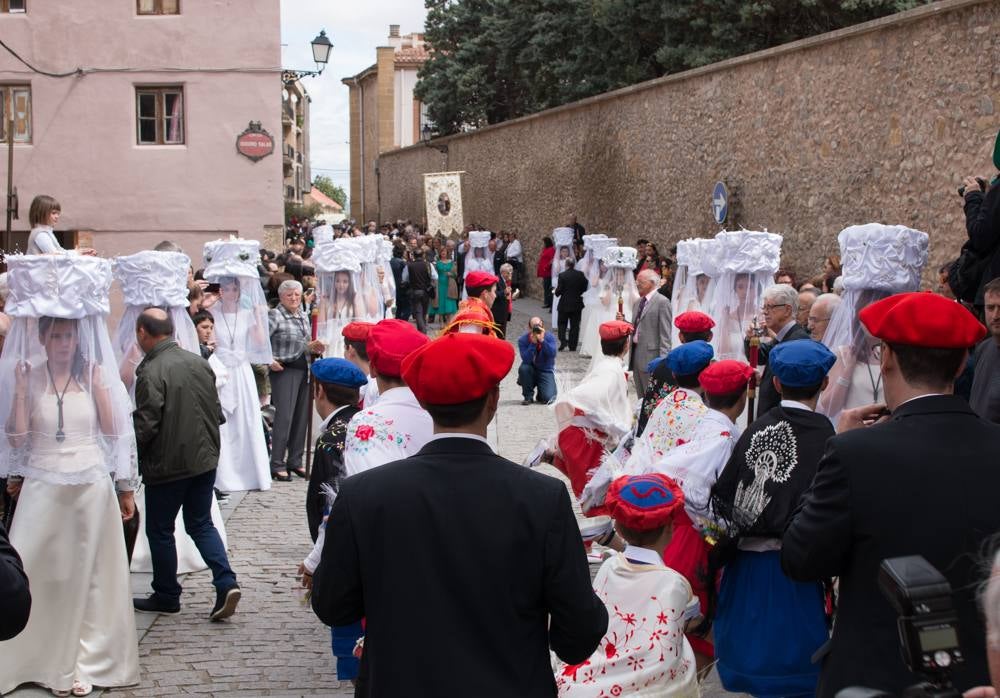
[131,308,241,621]
[623,270,673,395]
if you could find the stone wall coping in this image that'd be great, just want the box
[394,0,991,157]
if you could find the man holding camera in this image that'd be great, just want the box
[517,316,557,406]
[782,293,1000,696]
[956,129,1000,306]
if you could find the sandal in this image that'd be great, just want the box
[51,690,71,697]
[290,467,307,479]
[72,680,93,697]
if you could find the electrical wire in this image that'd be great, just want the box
[0,37,81,77]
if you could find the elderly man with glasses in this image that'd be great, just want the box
[807,293,842,342]
[745,283,811,419]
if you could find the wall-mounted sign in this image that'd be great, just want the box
[712,181,728,225]
[236,121,274,162]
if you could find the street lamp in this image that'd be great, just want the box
[282,30,333,85]
[421,123,448,154]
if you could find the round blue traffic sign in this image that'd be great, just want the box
[712,181,728,225]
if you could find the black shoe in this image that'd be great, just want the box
[210,586,241,621]
[214,488,230,502]
[558,344,567,351]
[271,471,291,482]
[133,594,180,614]
[521,399,532,406]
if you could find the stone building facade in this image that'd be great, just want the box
[375,0,999,292]
[282,78,311,205]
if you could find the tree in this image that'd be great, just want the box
[311,175,347,208]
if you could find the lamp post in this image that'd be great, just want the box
[421,124,448,154]
[282,30,333,85]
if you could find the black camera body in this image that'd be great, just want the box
[958,177,987,197]
[531,325,543,335]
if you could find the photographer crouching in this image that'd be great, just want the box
[517,316,557,406]
[952,130,1000,307]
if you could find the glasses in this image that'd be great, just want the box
[762,303,790,313]
[808,315,830,325]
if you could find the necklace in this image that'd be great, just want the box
[864,352,883,402]
[47,363,73,443]
[219,308,238,347]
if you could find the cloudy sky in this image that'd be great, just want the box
[280,1,428,201]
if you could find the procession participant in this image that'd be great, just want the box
[26,194,97,256]
[268,279,326,480]
[578,236,617,357]
[783,292,1000,697]
[807,293,841,341]
[552,321,633,512]
[342,321,379,407]
[460,230,494,300]
[579,243,637,361]
[816,224,928,426]
[203,239,273,492]
[550,227,576,329]
[637,310,715,436]
[555,474,699,697]
[313,332,608,697]
[577,234,608,352]
[314,237,367,358]
[440,270,499,335]
[747,283,811,418]
[343,319,432,477]
[0,254,140,697]
[709,339,835,696]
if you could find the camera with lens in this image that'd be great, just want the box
[837,556,963,698]
[531,324,543,335]
[958,177,987,197]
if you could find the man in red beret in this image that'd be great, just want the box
[783,292,1000,697]
[551,320,634,512]
[312,333,608,697]
[342,319,433,477]
[637,310,716,436]
[342,321,378,407]
[440,270,499,336]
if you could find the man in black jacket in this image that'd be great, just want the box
[131,309,241,621]
[0,520,30,640]
[962,129,1000,307]
[312,332,608,697]
[748,284,810,419]
[554,258,588,351]
[782,292,1000,697]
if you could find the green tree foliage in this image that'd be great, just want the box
[311,175,347,208]
[416,0,926,134]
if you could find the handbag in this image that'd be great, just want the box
[447,271,459,300]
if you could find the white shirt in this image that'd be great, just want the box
[505,239,523,262]
[426,432,493,451]
[361,375,380,408]
[343,386,433,476]
[774,318,797,342]
[779,399,813,412]
[622,544,663,566]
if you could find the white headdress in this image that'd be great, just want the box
[203,238,272,366]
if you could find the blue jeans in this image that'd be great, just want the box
[331,621,363,681]
[518,363,556,403]
[145,468,237,602]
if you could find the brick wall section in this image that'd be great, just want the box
[375,0,1000,293]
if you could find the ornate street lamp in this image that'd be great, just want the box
[282,30,333,85]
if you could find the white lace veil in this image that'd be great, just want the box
[354,235,387,321]
[313,237,366,357]
[551,227,577,327]
[203,239,273,366]
[0,255,138,487]
[708,231,782,360]
[816,224,929,423]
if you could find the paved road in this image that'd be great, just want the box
[13,296,737,696]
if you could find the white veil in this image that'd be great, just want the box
[203,238,273,366]
[355,235,387,321]
[0,255,138,487]
[551,227,576,328]
[579,237,617,357]
[313,237,366,358]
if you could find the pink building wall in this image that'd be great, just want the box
[0,0,284,261]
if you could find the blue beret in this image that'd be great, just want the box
[310,358,368,388]
[666,340,714,377]
[769,339,836,388]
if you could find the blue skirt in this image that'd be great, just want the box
[715,550,827,698]
[331,621,363,681]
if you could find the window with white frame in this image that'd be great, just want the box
[137,0,178,15]
[136,86,184,145]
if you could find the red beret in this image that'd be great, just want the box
[674,311,715,333]
[465,271,498,289]
[401,333,514,404]
[607,474,685,531]
[860,291,986,349]
[342,321,374,342]
[367,319,430,378]
[599,320,634,341]
[698,359,753,395]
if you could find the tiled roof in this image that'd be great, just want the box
[394,46,429,66]
[306,187,344,212]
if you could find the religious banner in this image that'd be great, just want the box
[423,171,465,238]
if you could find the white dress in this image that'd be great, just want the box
[579,282,621,359]
[129,485,229,574]
[0,391,140,694]
[213,309,271,492]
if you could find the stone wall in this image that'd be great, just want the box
[373,0,999,292]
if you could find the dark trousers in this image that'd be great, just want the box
[145,468,236,603]
[395,290,411,321]
[518,363,557,403]
[269,365,310,473]
[542,277,553,308]
[409,291,429,334]
[558,309,582,350]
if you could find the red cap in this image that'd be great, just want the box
[401,333,514,405]
[465,270,498,289]
[860,291,986,349]
[698,359,753,395]
[674,311,715,333]
[367,319,430,378]
[342,321,375,342]
[599,320,634,341]
[607,474,685,531]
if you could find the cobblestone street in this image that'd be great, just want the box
[13,298,734,697]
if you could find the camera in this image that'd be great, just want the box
[958,177,987,197]
[837,556,963,698]
[531,325,543,335]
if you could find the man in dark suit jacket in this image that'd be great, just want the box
[782,292,1000,697]
[312,331,608,698]
[554,258,588,351]
[749,284,811,418]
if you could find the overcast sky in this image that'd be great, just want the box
[280,1,428,202]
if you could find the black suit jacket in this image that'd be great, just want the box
[782,395,1000,696]
[554,269,587,314]
[490,275,509,325]
[312,437,608,698]
[0,520,31,641]
[750,322,811,418]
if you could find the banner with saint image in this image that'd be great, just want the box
[424,171,465,238]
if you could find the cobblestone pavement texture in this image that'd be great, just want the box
[11,296,739,697]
